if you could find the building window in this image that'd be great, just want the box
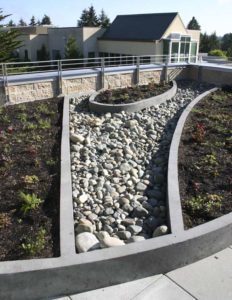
[24,49,29,61]
[52,50,61,60]
[88,52,95,58]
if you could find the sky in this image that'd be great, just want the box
[1,0,232,36]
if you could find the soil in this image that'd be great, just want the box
[95,82,172,104]
[178,87,232,229]
[0,98,63,261]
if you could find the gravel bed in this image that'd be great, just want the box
[69,80,213,253]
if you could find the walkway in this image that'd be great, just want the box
[55,245,232,300]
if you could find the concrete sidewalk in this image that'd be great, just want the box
[55,245,232,300]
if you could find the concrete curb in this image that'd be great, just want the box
[89,81,177,114]
[167,87,218,234]
[1,88,232,300]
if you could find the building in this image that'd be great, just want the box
[5,12,200,63]
[98,12,200,63]
[7,26,105,61]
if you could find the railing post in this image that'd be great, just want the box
[2,64,10,103]
[58,60,63,95]
[101,57,105,89]
[136,56,140,85]
[163,56,169,83]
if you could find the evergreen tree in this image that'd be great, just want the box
[78,5,99,27]
[29,16,36,26]
[37,19,41,26]
[18,18,27,26]
[187,17,201,30]
[7,19,16,27]
[0,9,22,62]
[41,14,52,25]
[221,33,232,52]
[36,44,50,61]
[200,32,210,52]
[208,32,220,51]
[65,36,82,59]
[200,32,220,53]
[98,9,110,28]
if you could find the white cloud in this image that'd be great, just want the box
[218,0,232,4]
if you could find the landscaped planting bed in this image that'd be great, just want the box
[0,98,63,261]
[178,87,232,229]
[70,80,213,253]
[95,81,172,104]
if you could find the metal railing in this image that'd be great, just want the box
[0,54,197,101]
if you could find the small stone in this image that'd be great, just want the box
[117,185,127,194]
[136,182,147,192]
[133,206,149,218]
[98,232,125,248]
[87,213,98,222]
[119,163,131,174]
[122,204,133,212]
[152,225,168,237]
[128,225,143,235]
[105,207,114,215]
[70,133,85,144]
[75,232,100,253]
[103,224,114,234]
[121,218,136,226]
[77,194,89,204]
[144,216,159,230]
[104,163,114,170]
[119,197,130,206]
[75,219,93,234]
[117,231,132,240]
[126,120,138,128]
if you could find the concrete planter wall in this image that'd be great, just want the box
[1,86,232,300]
[89,81,177,113]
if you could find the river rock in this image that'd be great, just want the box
[98,232,125,248]
[75,232,100,253]
[152,225,168,237]
[75,219,93,234]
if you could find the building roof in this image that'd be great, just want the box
[99,12,178,42]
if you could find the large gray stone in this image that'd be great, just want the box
[75,232,100,253]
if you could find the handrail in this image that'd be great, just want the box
[0,54,197,103]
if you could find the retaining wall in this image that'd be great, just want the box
[188,64,232,85]
[0,65,187,104]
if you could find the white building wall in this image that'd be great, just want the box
[98,40,158,56]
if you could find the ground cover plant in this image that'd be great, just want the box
[95,81,172,104]
[178,87,232,228]
[0,98,63,261]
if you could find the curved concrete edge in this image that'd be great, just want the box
[167,87,218,234]
[1,89,232,300]
[60,95,76,257]
[89,81,177,114]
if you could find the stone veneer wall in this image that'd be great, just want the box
[1,66,231,104]
[104,73,134,89]
[7,80,58,104]
[139,70,162,85]
[62,76,99,94]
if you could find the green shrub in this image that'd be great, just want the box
[186,194,222,215]
[21,227,46,255]
[208,49,227,58]
[19,192,43,215]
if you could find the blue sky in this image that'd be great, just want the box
[1,0,232,36]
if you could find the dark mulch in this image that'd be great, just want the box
[178,88,232,229]
[0,98,63,261]
[95,82,172,104]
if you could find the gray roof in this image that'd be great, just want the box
[99,13,178,42]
